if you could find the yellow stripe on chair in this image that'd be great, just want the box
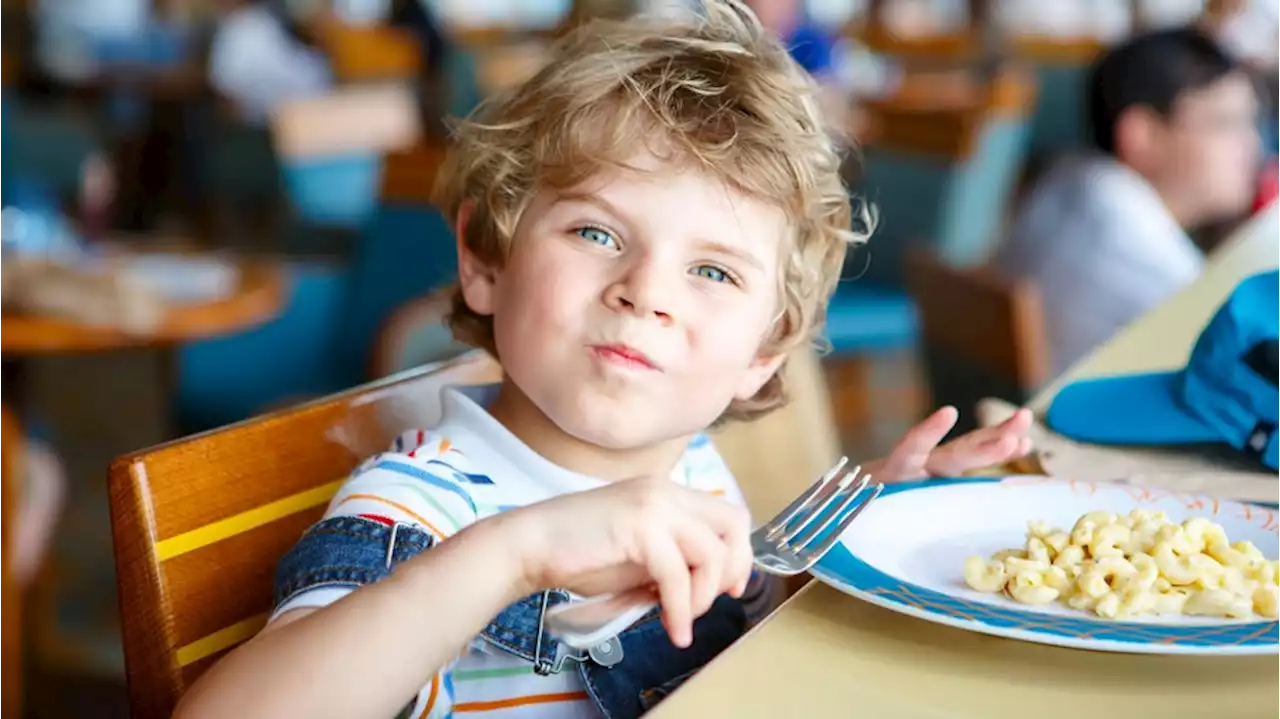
[155,481,345,561]
[176,613,270,667]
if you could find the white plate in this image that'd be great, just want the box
[810,477,1279,655]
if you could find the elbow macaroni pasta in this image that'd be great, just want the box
[962,509,1279,620]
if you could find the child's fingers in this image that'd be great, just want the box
[997,407,1033,430]
[932,434,1018,475]
[885,406,959,479]
[722,514,754,599]
[644,532,695,648]
[675,521,727,619]
[686,491,754,597]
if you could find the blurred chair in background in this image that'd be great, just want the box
[372,289,471,377]
[3,407,25,719]
[270,83,419,231]
[177,85,457,433]
[905,248,1048,436]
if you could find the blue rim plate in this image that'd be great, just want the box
[810,477,1280,655]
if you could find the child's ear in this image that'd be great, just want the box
[734,351,787,401]
[455,201,499,317]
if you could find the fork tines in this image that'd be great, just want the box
[769,458,883,554]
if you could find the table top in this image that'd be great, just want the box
[652,204,1280,718]
[1,260,286,355]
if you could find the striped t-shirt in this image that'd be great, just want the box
[271,383,776,718]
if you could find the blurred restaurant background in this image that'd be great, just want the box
[0,0,1276,716]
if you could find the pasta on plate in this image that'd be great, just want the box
[963,509,1279,620]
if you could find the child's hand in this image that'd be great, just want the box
[871,406,1034,482]
[508,477,753,648]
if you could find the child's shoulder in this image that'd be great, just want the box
[679,433,742,499]
[355,427,494,484]
[330,427,500,536]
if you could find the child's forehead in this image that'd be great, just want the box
[545,153,791,229]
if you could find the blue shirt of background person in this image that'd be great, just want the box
[745,0,837,78]
[784,21,837,77]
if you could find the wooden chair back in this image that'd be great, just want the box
[108,352,502,719]
[905,249,1048,434]
[379,138,449,206]
[316,21,422,83]
[2,407,23,718]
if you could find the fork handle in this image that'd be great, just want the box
[544,592,657,650]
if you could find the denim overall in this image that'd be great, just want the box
[275,517,747,718]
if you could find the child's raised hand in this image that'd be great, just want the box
[507,477,754,648]
[872,406,1034,482]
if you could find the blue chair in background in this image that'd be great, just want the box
[174,260,352,432]
[280,152,385,229]
[175,203,459,433]
[1026,62,1090,161]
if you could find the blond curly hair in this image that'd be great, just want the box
[434,0,870,421]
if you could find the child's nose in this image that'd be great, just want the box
[603,265,674,325]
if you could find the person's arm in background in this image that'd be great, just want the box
[207,7,332,124]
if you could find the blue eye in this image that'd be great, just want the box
[576,226,618,249]
[692,265,731,283]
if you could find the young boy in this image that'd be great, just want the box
[176,3,1031,718]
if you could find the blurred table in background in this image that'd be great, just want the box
[1,249,286,678]
[2,259,285,354]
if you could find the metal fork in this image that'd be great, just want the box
[544,457,883,650]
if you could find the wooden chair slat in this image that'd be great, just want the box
[163,509,324,648]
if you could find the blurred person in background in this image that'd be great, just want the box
[1202,0,1279,208]
[993,27,1261,378]
[745,0,836,79]
[388,0,453,134]
[744,0,861,134]
[208,0,334,125]
[33,0,152,84]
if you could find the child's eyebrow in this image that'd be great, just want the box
[555,191,628,224]
[699,241,765,274]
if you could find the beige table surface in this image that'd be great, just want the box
[652,205,1280,719]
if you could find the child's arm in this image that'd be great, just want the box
[176,458,752,719]
[175,510,531,719]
